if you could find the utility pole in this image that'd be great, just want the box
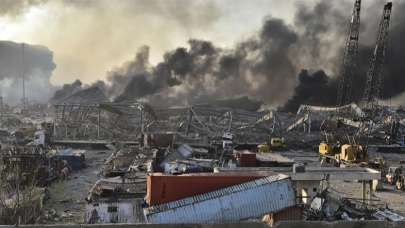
[21,43,27,113]
[336,0,361,107]
[362,2,393,112]
[0,96,3,127]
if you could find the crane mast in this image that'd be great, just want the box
[362,2,392,111]
[336,0,361,107]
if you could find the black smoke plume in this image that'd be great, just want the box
[54,0,405,111]
[112,18,299,108]
[50,79,82,104]
[110,0,349,109]
[0,41,56,104]
[283,1,405,111]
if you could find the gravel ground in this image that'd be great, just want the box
[42,149,111,224]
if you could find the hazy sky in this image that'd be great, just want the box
[0,0,389,86]
[0,0,312,86]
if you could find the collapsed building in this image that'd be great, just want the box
[53,101,275,147]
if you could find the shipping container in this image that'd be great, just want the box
[144,174,295,224]
[235,151,257,167]
[146,172,270,205]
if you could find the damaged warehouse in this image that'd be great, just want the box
[2,0,405,227]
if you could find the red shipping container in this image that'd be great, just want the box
[235,151,257,167]
[146,172,269,206]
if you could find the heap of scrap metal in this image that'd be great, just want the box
[53,102,156,141]
[53,102,274,145]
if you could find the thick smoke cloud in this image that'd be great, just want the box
[101,0,347,108]
[282,70,338,112]
[379,1,405,100]
[50,79,111,104]
[0,41,56,104]
[0,0,48,17]
[110,18,300,108]
[49,79,82,104]
[107,46,151,99]
[52,0,405,111]
[283,0,405,111]
[292,1,347,74]
[0,0,223,86]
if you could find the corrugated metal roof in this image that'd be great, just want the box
[144,174,295,224]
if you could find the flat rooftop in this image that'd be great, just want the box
[215,166,381,181]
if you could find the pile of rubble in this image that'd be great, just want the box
[3,97,405,226]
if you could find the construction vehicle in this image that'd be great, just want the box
[256,137,285,153]
[319,143,368,166]
[319,132,368,166]
[319,140,340,156]
[395,174,405,190]
[319,141,340,163]
[319,133,340,162]
[362,2,392,111]
[337,144,367,164]
[386,166,402,185]
[389,166,405,190]
[336,0,361,107]
[257,144,270,153]
[270,137,285,150]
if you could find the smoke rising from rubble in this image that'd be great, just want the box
[49,79,82,104]
[50,0,405,110]
[105,0,350,108]
[110,19,300,107]
[0,41,56,104]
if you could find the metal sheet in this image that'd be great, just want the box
[144,174,295,224]
[85,199,145,224]
[373,209,405,222]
